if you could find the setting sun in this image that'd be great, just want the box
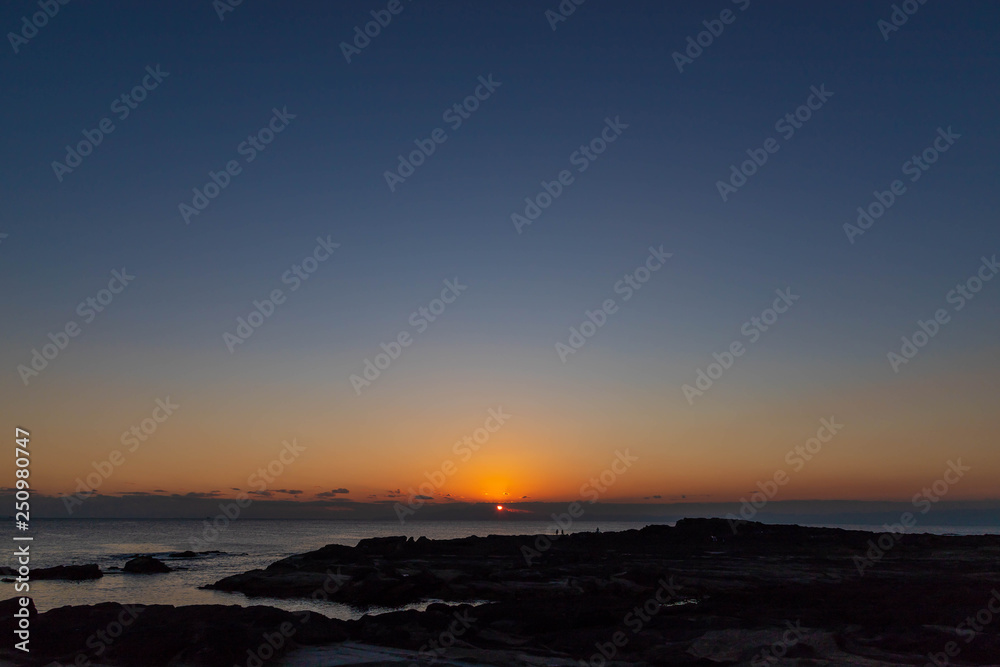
[496,505,503,511]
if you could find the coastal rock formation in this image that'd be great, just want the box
[166,550,223,558]
[203,518,1000,664]
[0,601,346,667]
[123,556,171,574]
[32,564,103,580]
[4,520,1000,666]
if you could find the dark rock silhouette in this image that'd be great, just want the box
[166,550,223,558]
[5,520,1000,666]
[123,556,171,574]
[0,601,345,667]
[33,564,102,580]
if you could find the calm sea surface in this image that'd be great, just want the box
[5,519,999,617]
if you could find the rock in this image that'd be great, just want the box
[0,596,37,658]
[13,521,1000,666]
[123,556,171,574]
[0,596,36,634]
[165,550,221,558]
[33,564,102,580]
[3,601,348,667]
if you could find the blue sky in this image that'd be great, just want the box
[2,1,999,515]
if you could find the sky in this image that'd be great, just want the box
[1,1,999,521]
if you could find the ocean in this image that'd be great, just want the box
[7,519,1000,617]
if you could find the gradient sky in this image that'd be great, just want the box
[2,1,999,517]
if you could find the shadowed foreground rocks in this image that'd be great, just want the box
[0,598,346,667]
[3,519,1000,665]
[28,564,102,581]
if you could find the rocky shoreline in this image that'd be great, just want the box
[3,518,1000,665]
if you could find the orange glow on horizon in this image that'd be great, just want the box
[14,348,1000,504]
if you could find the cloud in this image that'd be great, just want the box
[315,488,350,499]
[414,495,434,500]
[275,489,304,495]
[653,495,662,499]
[171,491,222,499]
